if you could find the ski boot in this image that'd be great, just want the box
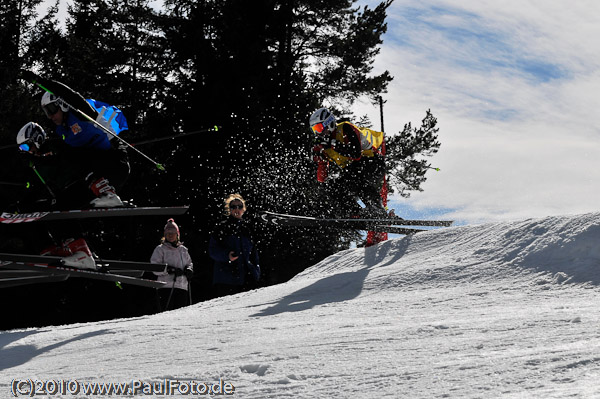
[62,238,97,270]
[41,238,97,270]
[41,243,72,257]
[89,177,124,208]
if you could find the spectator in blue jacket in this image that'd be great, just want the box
[209,194,260,297]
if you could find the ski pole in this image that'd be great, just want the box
[30,162,57,202]
[32,82,166,171]
[165,270,177,311]
[0,181,30,188]
[132,126,221,146]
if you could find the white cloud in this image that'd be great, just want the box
[354,0,600,224]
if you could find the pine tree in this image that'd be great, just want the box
[25,1,66,76]
[59,0,120,92]
[110,0,170,132]
[385,109,441,197]
[0,0,50,205]
[0,0,45,140]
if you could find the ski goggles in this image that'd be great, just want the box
[18,138,37,152]
[311,122,326,134]
[18,133,45,152]
[42,101,61,117]
[311,115,336,134]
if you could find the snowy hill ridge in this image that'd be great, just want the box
[1,213,600,398]
[296,212,600,286]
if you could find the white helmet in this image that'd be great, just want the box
[16,122,47,150]
[309,108,337,135]
[41,92,68,117]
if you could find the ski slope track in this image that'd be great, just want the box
[1,213,600,398]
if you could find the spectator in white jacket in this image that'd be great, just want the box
[151,218,193,311]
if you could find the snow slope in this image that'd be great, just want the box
[1,213,600,398]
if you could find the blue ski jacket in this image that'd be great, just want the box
[56,112,112,150]
[209,216,260,286]
[33,76,126,151]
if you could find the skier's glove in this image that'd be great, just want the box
[184,266,194,279]
[314,135,336,149]
[312,144,328,163]
[312,144,325,154]
[95,106,117,139]
[167,266,184,276]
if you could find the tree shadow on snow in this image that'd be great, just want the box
[252,237,412,317]
[0,329,111,371]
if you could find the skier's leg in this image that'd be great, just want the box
[356,156,388,218]
[325,176,361,217]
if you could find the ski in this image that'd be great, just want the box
[0,260,166,289]
[0,275,70,289]
[0,267,69,288]
[0,206,189,224]
[260,211,453,228]
[0,253,167,272]
[95,259,168,272]
[368,225,427,235]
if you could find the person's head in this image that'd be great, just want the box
[41,92,68,125]
[224,193,246,219]
[309,107,337,136]
[16,122,46,153]
[163,218,180,244]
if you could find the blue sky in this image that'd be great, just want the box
[390,4,568,87]
[353,0,600,225]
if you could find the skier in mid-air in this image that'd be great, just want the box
[309,107,389,219]
[19,70,130,209]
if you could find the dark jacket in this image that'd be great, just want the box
[209,216,260,286]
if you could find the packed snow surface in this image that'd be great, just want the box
[2,213,600,398]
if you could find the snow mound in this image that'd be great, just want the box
[294,212,600,287]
